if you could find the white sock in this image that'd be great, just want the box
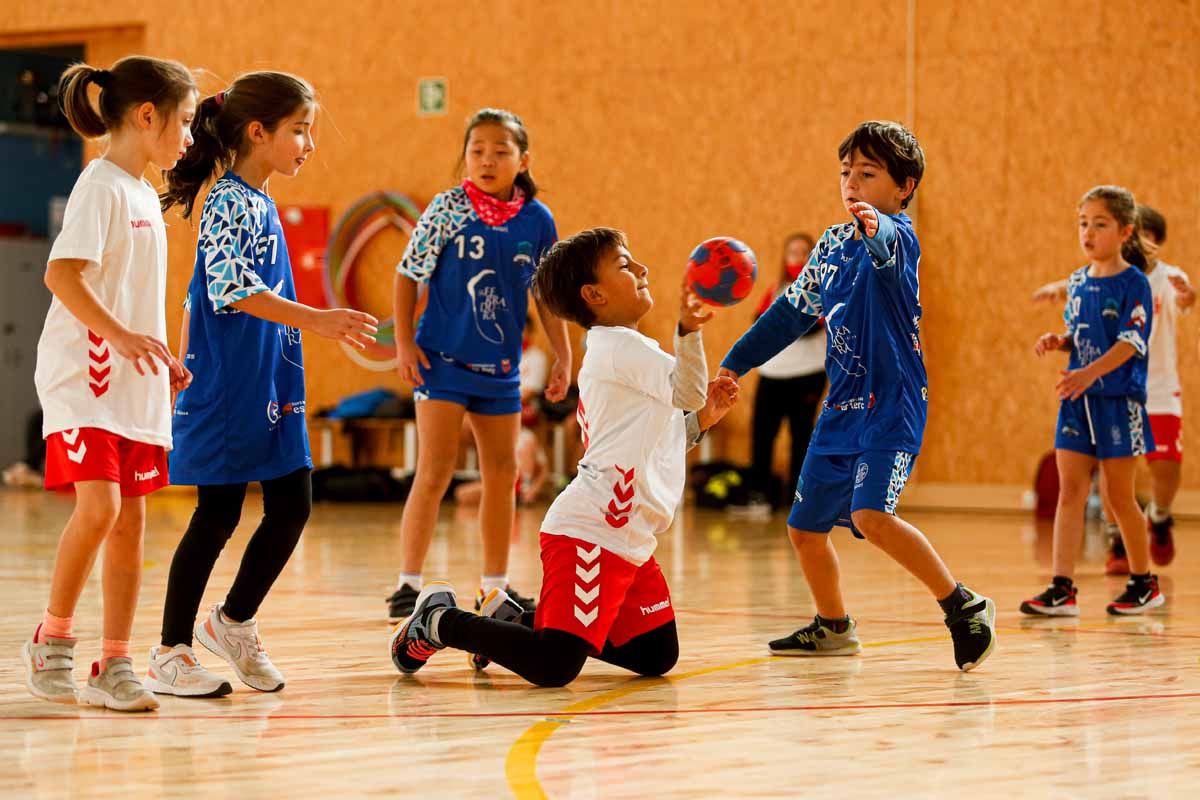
[397,573,422,590]
[480,574,508,595]
[1148,503,1171,523]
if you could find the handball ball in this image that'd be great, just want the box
[686,237,757,307]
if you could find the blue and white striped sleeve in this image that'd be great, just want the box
[200,187,267,314]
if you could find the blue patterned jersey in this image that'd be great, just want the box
[724,211,927,455]
[1062,265,1153,403]
[171,172,311,485]
[396,187,557,396]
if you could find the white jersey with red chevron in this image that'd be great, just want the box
[35,158,172,448]
[541,325,689,566]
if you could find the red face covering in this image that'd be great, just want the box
[462,179,526,226]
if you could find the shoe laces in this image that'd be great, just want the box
[792,618,824,644]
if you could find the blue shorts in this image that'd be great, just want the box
[787,450,916,538]
[415,352,521,416]
[1055,395,1154,459]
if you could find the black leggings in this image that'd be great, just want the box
[751,371,825,505]
[436,608,679,688]
[160,468,312,647]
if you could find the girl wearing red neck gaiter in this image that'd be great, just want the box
[389,109,572,633]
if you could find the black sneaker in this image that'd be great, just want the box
[475,585,536,613]
[386,583,419,624]
[767,617,861,656]
[1019,583,1079,617]
[389,582,456,674]
[470,587,526,671]
[1106,575,1165,615]
[945,588,996,671]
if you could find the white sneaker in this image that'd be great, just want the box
[145,644,233,698]
[195,604,285,692]
[78,658,159,712]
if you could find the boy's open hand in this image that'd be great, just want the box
[697,375,739,431]
[847,202,879,238]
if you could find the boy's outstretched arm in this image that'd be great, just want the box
[720,293,819,378]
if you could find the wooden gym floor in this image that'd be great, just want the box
[1,488,1197,799]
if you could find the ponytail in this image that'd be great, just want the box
[58,64,109,138]
[57,56,195,141]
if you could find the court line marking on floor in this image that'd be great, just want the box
[505,633,947,799]
[503,625,1200,799]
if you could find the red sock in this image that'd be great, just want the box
[100,639,130,669]
[37,612,74,643]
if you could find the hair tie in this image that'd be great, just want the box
[91,69,112,89]
[215,91,226,106]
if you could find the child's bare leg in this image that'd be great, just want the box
[101,496,145,643]
[849,510,956,598]
[46,481,121,619]
[1100,456,1149,574]
[1051,450,1095,579]
[399,400,466,574]
[467,411,521,578]
[788,528,846,618]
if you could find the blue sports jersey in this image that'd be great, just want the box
[396,186,557,397]
[723,211,927,455]
[170,172,311,485]
[1062,265,1153,403]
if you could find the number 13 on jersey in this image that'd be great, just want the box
[455,234,485,260]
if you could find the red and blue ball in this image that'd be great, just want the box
[686,237,757,307]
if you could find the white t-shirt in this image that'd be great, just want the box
[519,344,548,396]
[35,158,172,448]
[540,326,690,565]
[758,329,825,379]
[1145,262,1189,417]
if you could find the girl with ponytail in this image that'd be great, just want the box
[24,55,197,712]
[148,72,377,698]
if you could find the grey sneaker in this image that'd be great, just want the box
[79,658,159,712]
[195,604,284,692]
[768,617,862,656]
[390,581,457,674]
[21,631,78,704]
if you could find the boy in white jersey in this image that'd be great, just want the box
[389,227,738,686]
[1033,204,1193,569]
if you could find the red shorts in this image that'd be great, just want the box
[534,532,674,653]
[1147,414,1183,463]
[44,428,168,497]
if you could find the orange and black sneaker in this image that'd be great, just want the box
[1106,575,1165,616]
[390,582,456,674]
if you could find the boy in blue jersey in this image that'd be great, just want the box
[719,121,995,671]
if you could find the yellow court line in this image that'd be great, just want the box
[504,634,948,799]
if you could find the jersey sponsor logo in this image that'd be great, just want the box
[282,401,306,416]
[501,359,512,374]
[1102,298,1120,320]
[1128,302,1147,329]
[135,466,161,482]
[855,463,869,487]
[130,219,153,229]
[824,396,868,412]
[267,400,281,425]
[468,362,497,375]
[466,269,507,344]
[825,303,867,377]
[640,598,671,616]
[513,241,534,266]
[604,466,636,528]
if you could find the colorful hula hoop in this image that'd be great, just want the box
[324,191,423,370]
